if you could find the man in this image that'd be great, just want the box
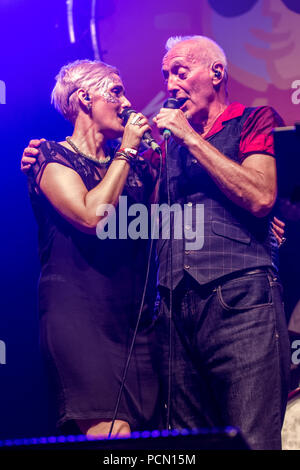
[151,35,290,450]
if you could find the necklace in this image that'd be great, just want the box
[66,137,111,166]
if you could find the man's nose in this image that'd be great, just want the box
[167,75,179,97]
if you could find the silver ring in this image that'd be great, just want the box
[130,114,142,125]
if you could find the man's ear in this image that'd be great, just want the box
[211,62,224,85]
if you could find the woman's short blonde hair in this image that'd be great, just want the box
[51,59,119,124]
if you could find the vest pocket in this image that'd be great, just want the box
[211,220,251,244]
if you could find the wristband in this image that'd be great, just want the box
[119,147,138,157]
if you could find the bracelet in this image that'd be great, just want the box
[119,147,138,157]
[115,150,137,166]
[114,155,131,164]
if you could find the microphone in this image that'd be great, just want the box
[163,97,188,140]
[120,108,161,154]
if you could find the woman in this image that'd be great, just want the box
[25,59,160,438]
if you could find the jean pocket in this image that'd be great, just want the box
[217,273,273,311]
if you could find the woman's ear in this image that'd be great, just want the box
[77,89,92,111]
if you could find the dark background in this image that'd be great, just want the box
[0,0,299,440]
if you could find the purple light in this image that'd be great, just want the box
[0,428,211,448]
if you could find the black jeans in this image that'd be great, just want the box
[156,270,290,450]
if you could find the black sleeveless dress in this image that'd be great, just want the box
[27,141,160,431]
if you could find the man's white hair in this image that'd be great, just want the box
[51,59,119,124]
[165,35,228,80]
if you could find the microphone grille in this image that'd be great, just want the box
[163,97,187,109]
[120,108,136,123]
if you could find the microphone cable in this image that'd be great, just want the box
[162,97,187,430]
[162,101,217,431]
[108,145,163,439]
[164,133,174,431]
[109,97,186,437]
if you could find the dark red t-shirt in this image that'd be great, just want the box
[205,101,285,161]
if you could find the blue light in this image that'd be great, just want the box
[0,427,241,448]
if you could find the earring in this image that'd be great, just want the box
[84,93,92,111]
